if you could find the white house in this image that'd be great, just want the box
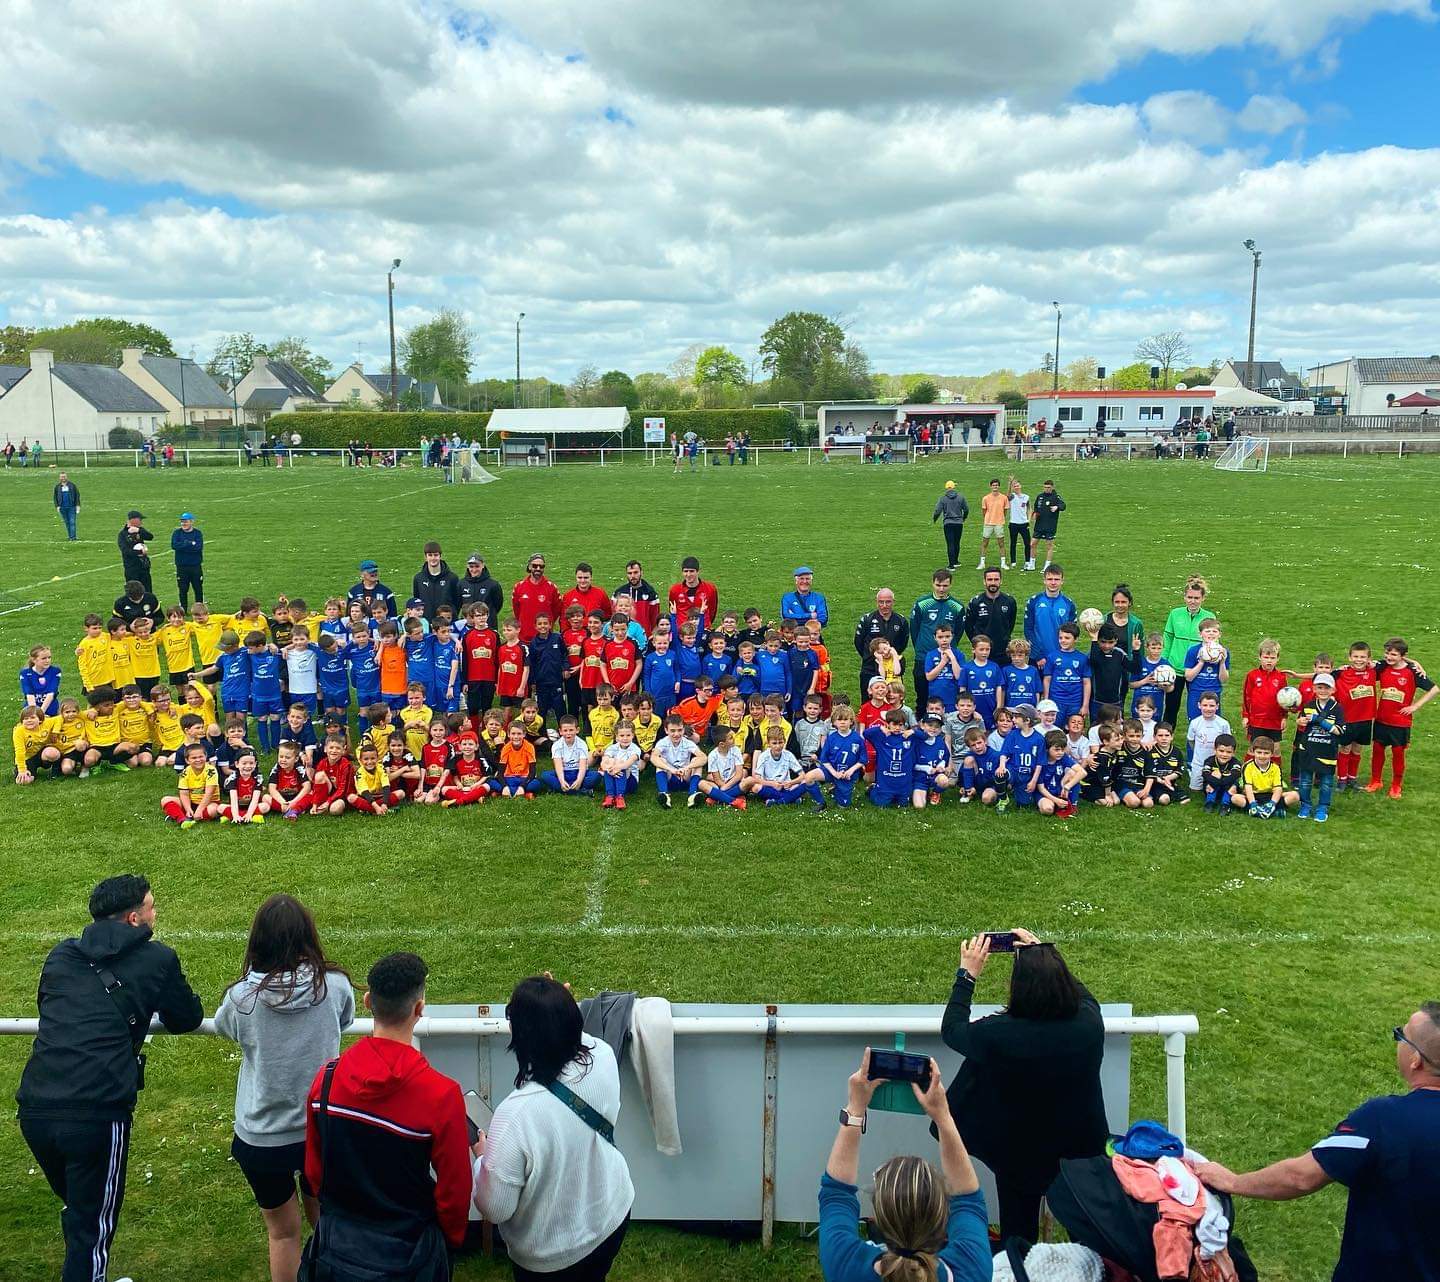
[231,353,327,426]
[0,349,167,450]
[118,347,235,426]
[1026,389,1216,435]
[324,362,444,409]
[1212,360,1304,399]
[1307,356,1440,415]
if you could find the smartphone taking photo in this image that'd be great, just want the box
[463,1089,494,1146]
[984,930,1019,953]
[866,1048,932,1089]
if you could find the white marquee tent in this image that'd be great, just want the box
[1207,385,1285,409]
[485,406,630,436]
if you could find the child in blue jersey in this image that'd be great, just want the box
[1045,623,1091,722]
[1183,617,1230,719]
[283,625,319,716]
[912,713,954,808]
[402,619,436,713]
[429,618,462,714]
[924,623,963,712]
[245,632,285,751]
[959,635,1001,728]
[788,630,821,720]
[674,621,704,701]
[1000,703,1045,807]
[346,625,382,726]
[318,598,349,642]
[215,631,251,723]
[755,631,792,703]
[987,707,1012,755]
[641,632,681,716]
[1035,730,1084,816]
[701,631,733,688]
[1003,639,1042,708]
[817,704,865,807]
[864,710,915,807]
[733,640,760,698]
[1129,633,1167,716]
[958,725,1007,806]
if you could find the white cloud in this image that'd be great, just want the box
[1237,94,1309,133]
[1142,92,1232,145]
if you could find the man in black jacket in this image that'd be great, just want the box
[17,874,203,1282]
[112,581,162,630]
[117,511,154,593]
[964,569,1018,662]
[853,587,909,702]
[412,542,460,620]
[457,553,504,619]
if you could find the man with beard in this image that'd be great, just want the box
[613,559,660,634]
[964,568,1018,662]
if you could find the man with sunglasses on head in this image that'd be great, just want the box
[511,553,562,643]
[1196,1003,1440,1282]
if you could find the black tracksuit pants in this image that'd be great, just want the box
[942,522,964,568]
[21,1114,132,1282]
[176,565,203,608]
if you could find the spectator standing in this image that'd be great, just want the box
[458,553,505,620]
[612,560,660,634]
[932,480,969,570]
[963,568,1018,659]
[1006,477,1034,572]
[1196,1002,1440,1282]
[474,975,634,1281]
[781,567,829,628]
[1031,479,1066,572]
[347,560,397,617]
[820,1049,989,1282]
[853,588,910,702]
[562,563,612,622]
[909,570,966,709]
[1161,577,1216,726]
[668,556,719,629]
[117,510,154,593]
[303,952,468,1281]
[1105,584,1146,659]
[976,478,1008,570]
[53,472,81,541]
[215,894,354,1282]
[17,875,204,1282]
[171,512,205,609]
[512,553,563,642]
[412,542,461,620]
[941,929,1108,1245]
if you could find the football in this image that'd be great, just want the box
[1200,641,1224,663]
[132,542,148,556]
[1276,686,1302,710]
[1151,663,1177,689]
[1078,607,1105,631]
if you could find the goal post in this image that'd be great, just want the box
[1214,436,1270,472]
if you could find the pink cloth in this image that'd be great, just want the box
[1111,1156,1204,1280]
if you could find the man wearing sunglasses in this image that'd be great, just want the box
[511,553,561,644]
[1195,1003,1440,1282]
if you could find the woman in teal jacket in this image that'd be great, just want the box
[1160,576,1216,725]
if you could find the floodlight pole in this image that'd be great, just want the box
[387,258,402,410]
[1052,302,1062,393]
[1243,240,1261,390]
[515,313,525,408]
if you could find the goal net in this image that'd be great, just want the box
[458,448,499,484]
[1214,436,1270,472]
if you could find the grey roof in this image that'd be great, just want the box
[140,356,233,408]
[1353,356,1440,384]
[0,364,26,391]
[363,372,441,405]
[1228,359,1301,389]
[52,364,166,412]
[266,359,322,399]
[244,387,291,409]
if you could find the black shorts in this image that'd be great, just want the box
[1033,522,1058,540]
[231,1135,312,1210]
[17,752,45,777]
[1247,725,1284,743]
[1374,722,1410,748]
[91,744,120,763]
[498,694,524,709]
[1339,720,1373,747]
[169,668,193,688]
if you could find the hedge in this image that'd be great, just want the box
[627,408,799,444]
[266,411,491,448]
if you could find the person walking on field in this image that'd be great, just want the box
[53,472,81,542]
[976,478,1007,570]
[932,480,969,570]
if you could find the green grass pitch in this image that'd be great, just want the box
[1,451,1437,1281]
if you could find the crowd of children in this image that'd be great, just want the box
[11,563,1435,827]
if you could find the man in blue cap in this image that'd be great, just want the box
[780,567,829,628]
[170,512,204,607]
[348,560,396,617]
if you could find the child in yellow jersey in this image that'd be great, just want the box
[116,685,157,767]
[399,683,434,758]
[145,685,185,766]
[350,744,394,814]
[756,693,793,754]
[107,618,135,688]
[587,684,619,752]
[189,601,230,672]
[84,687,131,769]
[159,605,196,685]
[179,681,219,737]
[13,706,60,783]
[128,615,162,685]
[233,596,269,641]
[161,741,220,826]
[50,696,94,775]
[1241,736,1300,817]
[76,614,114,692]
[365,703,395,760]
[631,694,663,755]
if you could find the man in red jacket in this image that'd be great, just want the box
[305,952,469,1279]
[511,553,562,642]
[561,562,611,622]
[668,556,718,630]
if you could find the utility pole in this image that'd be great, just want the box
[1051,302,1062,394]
[387,258,402,410]
[515,313,525,408]
[1243,240,1261,390]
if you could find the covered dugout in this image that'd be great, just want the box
[817,401,1005,449]
[485,406,631,463]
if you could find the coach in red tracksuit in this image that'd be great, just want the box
[304,952,469,1281]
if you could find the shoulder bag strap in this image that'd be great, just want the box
[545,1079,615,1145]
[89,960,146,1053]
[315,1057,339,1160]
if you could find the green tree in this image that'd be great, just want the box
[1174,365,1213,387]
[906,377,939,403]
[24,317,175,364]
[267,337,333,395]
[1109,361,1153,390]
[694,346,747,405]
[83,317,175,357]
[997,389,1028,413]
[206,333,264,380]
[1,324,35,363]
[758,312,845,390]
[1063,356,1098,386]
[401,308,474,386]
[598,369,639,410]
[633,372,694,411]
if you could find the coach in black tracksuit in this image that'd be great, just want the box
[17,875,203,1282]
[853,589,910,702]
[117,511,154,594]
[963,570,1018,659]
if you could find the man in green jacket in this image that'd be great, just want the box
[909,569,967,709]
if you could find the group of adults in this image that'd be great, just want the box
[111,508,207,608]
[5,437,44,467]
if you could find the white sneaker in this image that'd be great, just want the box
[1024,559,1035,571]
[975,559,985,570]
[1000,559,1010,570]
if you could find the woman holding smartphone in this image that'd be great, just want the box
[940,929,1107,1246]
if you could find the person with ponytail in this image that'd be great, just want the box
[819,1049,990,1282]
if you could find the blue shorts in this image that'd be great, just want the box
[249,695,284,717]
[1115,783,1140,801]
[869,784,909,807]
[386,694,408,713]
[320,688,351,710]
[287,693,317,714]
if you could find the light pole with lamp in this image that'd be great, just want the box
[1051,302,1062,394]
[514,312,525,408]
[387,258,402,410]
[1243,239,1261,391]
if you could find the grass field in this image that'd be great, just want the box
[2,451,1438,1282]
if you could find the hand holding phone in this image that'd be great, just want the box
[984,931,1019,953]
[866,1048,933,1090]
[463,1090,493,1149]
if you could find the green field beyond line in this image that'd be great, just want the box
[2,456,1439,1282]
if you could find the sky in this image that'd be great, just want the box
[1,0,1438,385]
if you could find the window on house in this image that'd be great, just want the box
[1097,405,1124,422]
[1181,404,1205,420]
[115,417,122,428]
[1138,406,1166,422]
[1057,406,1083,422]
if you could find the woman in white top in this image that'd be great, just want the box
[474,976,634,1280]
[1005,477,1033,571]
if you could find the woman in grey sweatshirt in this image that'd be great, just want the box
[215,893,354,1282]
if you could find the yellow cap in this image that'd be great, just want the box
[944,480,956,489]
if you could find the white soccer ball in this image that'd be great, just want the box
[290,433,301,446]
[1200,641,1224,663]
[1078,607,1105,631]
[1152,664,1177,690]
[1276,686,1302,710]
[132,542,148,556]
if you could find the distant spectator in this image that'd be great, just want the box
[1195,1001,1440,1282]
[215,894,354,1282]
[303,951,468,1281]
[118,509,154,592]
[171,512,205,609]
[820,1049,989,1282]
[932,480,970,570]
[18,874,204,1282]
[473,974,634,1280]
[53,471,80,541]
[940,929,1108,1245]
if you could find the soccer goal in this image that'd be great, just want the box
[457,448,500,484]
[1214,435,1270,472]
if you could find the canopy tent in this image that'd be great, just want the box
[485,406,630,436]
[1208,384,1284,408]
[1393,392,1440,407]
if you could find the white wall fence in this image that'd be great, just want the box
[0,1002,1199,1246]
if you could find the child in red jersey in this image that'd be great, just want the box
[267,741,313,819]
[419,719,454,803]
[1333,642,1376,790]
[601,615,640,696]
[461,603,498,720]
[1241,638,1291,747]
[441,731,490,807]
[307,735,353,816]
[1365,637,1437,799]
[561,603,587,716]
[223,749,271,824]
[494,617,529,715]
[385,730,422,801]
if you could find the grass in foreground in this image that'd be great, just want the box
[1,453,1438,1282]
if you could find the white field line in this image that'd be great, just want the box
[208,478,339,504]
[7,540,221,597]
[581,823,617,926]
[0,601,42,617]
[374,482,452,503]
